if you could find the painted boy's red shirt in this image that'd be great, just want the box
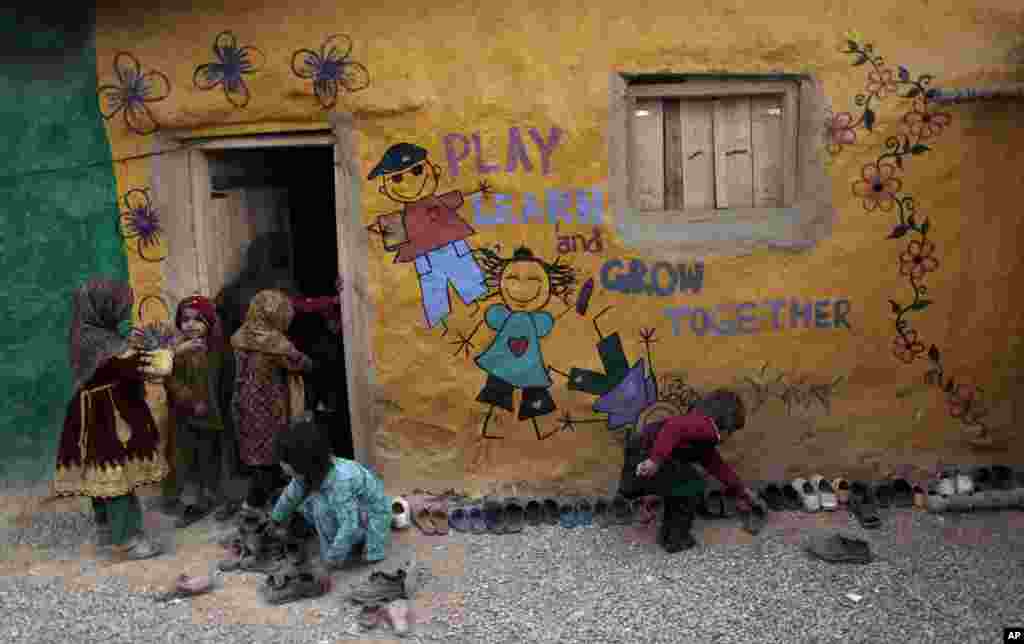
[647,412,750,501]
[393,191,475,263]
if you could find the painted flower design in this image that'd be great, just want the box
[899,239,940,279]
[892,330,926,363]
[826,111,857,154]
[193,31,266,108]
[852,162,903,212]
[291,34,370,110]
[120,188,167,262]
[865,68,899,98]
[946,383,980,419]
[97,52,171,136]
[903,107,952,140]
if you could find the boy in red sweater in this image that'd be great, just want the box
[624,389,757,552]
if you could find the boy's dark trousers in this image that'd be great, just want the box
[620,431,704,551]
[660,495,698,551]
[177,421,223,508]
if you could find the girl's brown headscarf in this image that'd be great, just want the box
[231,289,306,419]
[230,289,297,355]
[69,278,135,391]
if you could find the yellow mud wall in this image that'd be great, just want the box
[94,0,1024,497]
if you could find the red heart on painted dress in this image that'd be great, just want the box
[508,337,529,356]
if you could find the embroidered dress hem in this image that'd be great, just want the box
[52,454,169,499]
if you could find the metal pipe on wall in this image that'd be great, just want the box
[929,84,1024,104]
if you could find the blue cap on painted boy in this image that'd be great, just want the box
[367,142,428,180]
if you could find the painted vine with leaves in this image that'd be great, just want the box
[828,35,992,444]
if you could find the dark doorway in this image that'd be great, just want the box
[210,145,354,459]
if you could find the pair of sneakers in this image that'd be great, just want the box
[793,476,839,512]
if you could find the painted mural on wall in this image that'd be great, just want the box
[831,33,993,446]
[290,34,370,110]
[555,223,603,256]
[365,142,492,333]
[193,31,266,109]
[602,258,704,296]
[131,295,177,350]
[97,52,171,136]
[738,362,844,417]
[665,297,851,337]
[452,246,581,441]
[118,188,167,262]
[560,308,663,432]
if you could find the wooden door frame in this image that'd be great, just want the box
[171,130,375,467]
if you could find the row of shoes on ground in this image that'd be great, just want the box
[395,495,679,535]
[927,465,1024,513]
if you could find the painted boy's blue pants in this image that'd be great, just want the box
[414,240,487,328]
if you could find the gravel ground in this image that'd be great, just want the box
[2,502,1023,644]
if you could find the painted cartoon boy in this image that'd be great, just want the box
[367,142,490,329]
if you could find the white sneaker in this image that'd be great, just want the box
[811,475,838,511]
[793,478,820,512]
[391,497,411,530]
[955,472,974,495]
[936,474,956,497]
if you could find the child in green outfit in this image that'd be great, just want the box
[165,295,231,527]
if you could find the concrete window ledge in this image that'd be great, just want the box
[615,205,827,257]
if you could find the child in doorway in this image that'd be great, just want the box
[164,295,230,528]
[231,289,314,516]
[52,278,169,559]
[268,419,392,567]
[626,389,759,553]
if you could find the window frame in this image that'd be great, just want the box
[625,77,801,221]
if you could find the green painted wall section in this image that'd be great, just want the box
[0,8,129,485]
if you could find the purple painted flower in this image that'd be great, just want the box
[97,53,171,136]
[120,188,167,262]
[193,31,265,108]
[291,34,370,110]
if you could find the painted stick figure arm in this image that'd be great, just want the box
[552,289,578,321]
[464,179,493,200]
[555,411,607,434]
[450,319,485,359]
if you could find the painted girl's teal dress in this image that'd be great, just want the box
[271,456,392,563]
[475,304,554,388]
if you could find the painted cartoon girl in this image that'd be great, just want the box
[453,246,577,440]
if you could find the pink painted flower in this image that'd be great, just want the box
[899,240,940,279]
[852,162,903,212]
[903,108,952,140]
[947,384,977,419]
[866,68,899,98]
[892,330,926,364]
[826,111,857,154]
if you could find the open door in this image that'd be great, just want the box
[202,185,293,301]
[151,143,200,313]
[331,114,376,467]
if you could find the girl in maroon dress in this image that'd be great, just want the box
[230,289,313,515]
[52,278,169,559]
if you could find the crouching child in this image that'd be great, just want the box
[622,388,759,553]
[268,419,392,568]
